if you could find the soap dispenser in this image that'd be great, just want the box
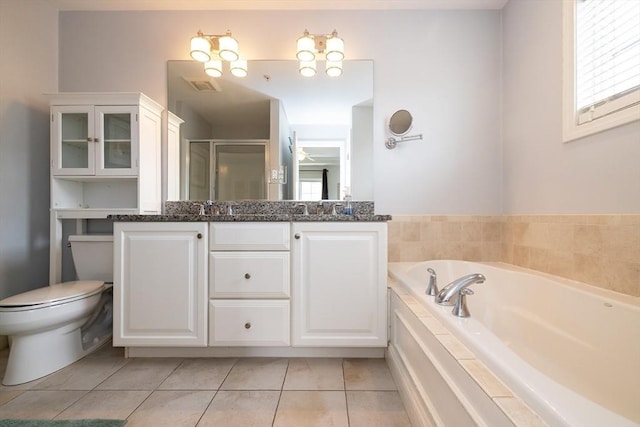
[343,188,353,215]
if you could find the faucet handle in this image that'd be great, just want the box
[452,288,474,318]
[332,203,344,215]
[426,268,438,296]
[193,203,205,215]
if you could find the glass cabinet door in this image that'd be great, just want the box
[96,106,138,175]
[52,105,138,176]
[52,106,95,175]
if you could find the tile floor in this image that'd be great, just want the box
[0,343,412,426]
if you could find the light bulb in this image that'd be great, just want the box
[325,60,342,77]
[204,59,222,77]
[299,60,316,77]
[296,33,315,62]
[326,34,344,62]
[230,59,248,77]
[219,34,239,62]
[190,35,211,62]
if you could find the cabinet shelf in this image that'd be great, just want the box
[53,207,140,219]
[52,176,138,210]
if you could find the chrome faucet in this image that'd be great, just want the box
[204,200,214,215]
[295,203,309,215]
[435,273,485,306]
[425,268,438,296]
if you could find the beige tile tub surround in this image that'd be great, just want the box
[503,215,640,297]
[388,215,504,264]
[389,214,640,297]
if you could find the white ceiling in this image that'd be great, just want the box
[48,0,508,11]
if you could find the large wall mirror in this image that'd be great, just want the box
[167,60,373,201]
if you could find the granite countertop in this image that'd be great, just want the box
[109,200,391,222]
[109,213,392,222]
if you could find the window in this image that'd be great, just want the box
[562,0,640,142]
[299,181,322,200]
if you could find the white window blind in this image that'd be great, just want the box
[575,0,640,125]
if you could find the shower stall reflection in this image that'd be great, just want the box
[187,140,268,201]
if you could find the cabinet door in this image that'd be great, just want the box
[95,106,138,176]
[113,222,207,346]
[291,222,388,347]
[51,106,95,175]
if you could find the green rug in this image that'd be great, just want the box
[0,421,125,427]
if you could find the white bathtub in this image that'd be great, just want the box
[388,260,640,427]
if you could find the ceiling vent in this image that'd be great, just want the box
[182,77,222,92]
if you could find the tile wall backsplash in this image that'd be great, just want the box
[388,216,504,263]
[388,215,640,297]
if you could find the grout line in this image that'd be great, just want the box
[271,358,290,427]
[51,389,91,420]
[193,389,219,426]
[342,358,351,427]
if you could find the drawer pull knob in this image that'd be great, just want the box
[197,233,202,239]
[244,322,251,329]
[244,273,251,279]
[294,233,300,239]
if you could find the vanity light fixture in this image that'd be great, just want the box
[190,30,247,77]
[296,29,344,77]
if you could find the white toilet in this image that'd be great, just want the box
[0,235,114,385]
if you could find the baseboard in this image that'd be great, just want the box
[124,346,386,358]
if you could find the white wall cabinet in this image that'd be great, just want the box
[49,93,163,214]
[113,222,208,347]
[291,222,388,347]
[49,93,163,284]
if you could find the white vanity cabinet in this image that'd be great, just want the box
[208,222,291,346]
[113,222,208,347]
[291,222,388,347]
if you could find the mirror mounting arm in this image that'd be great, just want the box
[385,133,423,150]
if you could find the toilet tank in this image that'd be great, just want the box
[68,235,114,282]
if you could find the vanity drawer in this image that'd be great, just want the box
[209,300,290,346]
[209,252,290,298]
[209,222,290,251]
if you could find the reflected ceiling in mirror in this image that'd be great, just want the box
[168,59,373,130]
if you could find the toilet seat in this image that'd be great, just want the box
[0,281,105,311]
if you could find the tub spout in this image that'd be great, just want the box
[435,273,486,306]
[426,268,438,296]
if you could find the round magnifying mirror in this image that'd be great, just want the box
[388,109,413,136]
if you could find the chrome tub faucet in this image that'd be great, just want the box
[435,273,485,306]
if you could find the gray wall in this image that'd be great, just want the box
[502,0,640,213]
[56,9,504,215]
[0,0,58,299]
